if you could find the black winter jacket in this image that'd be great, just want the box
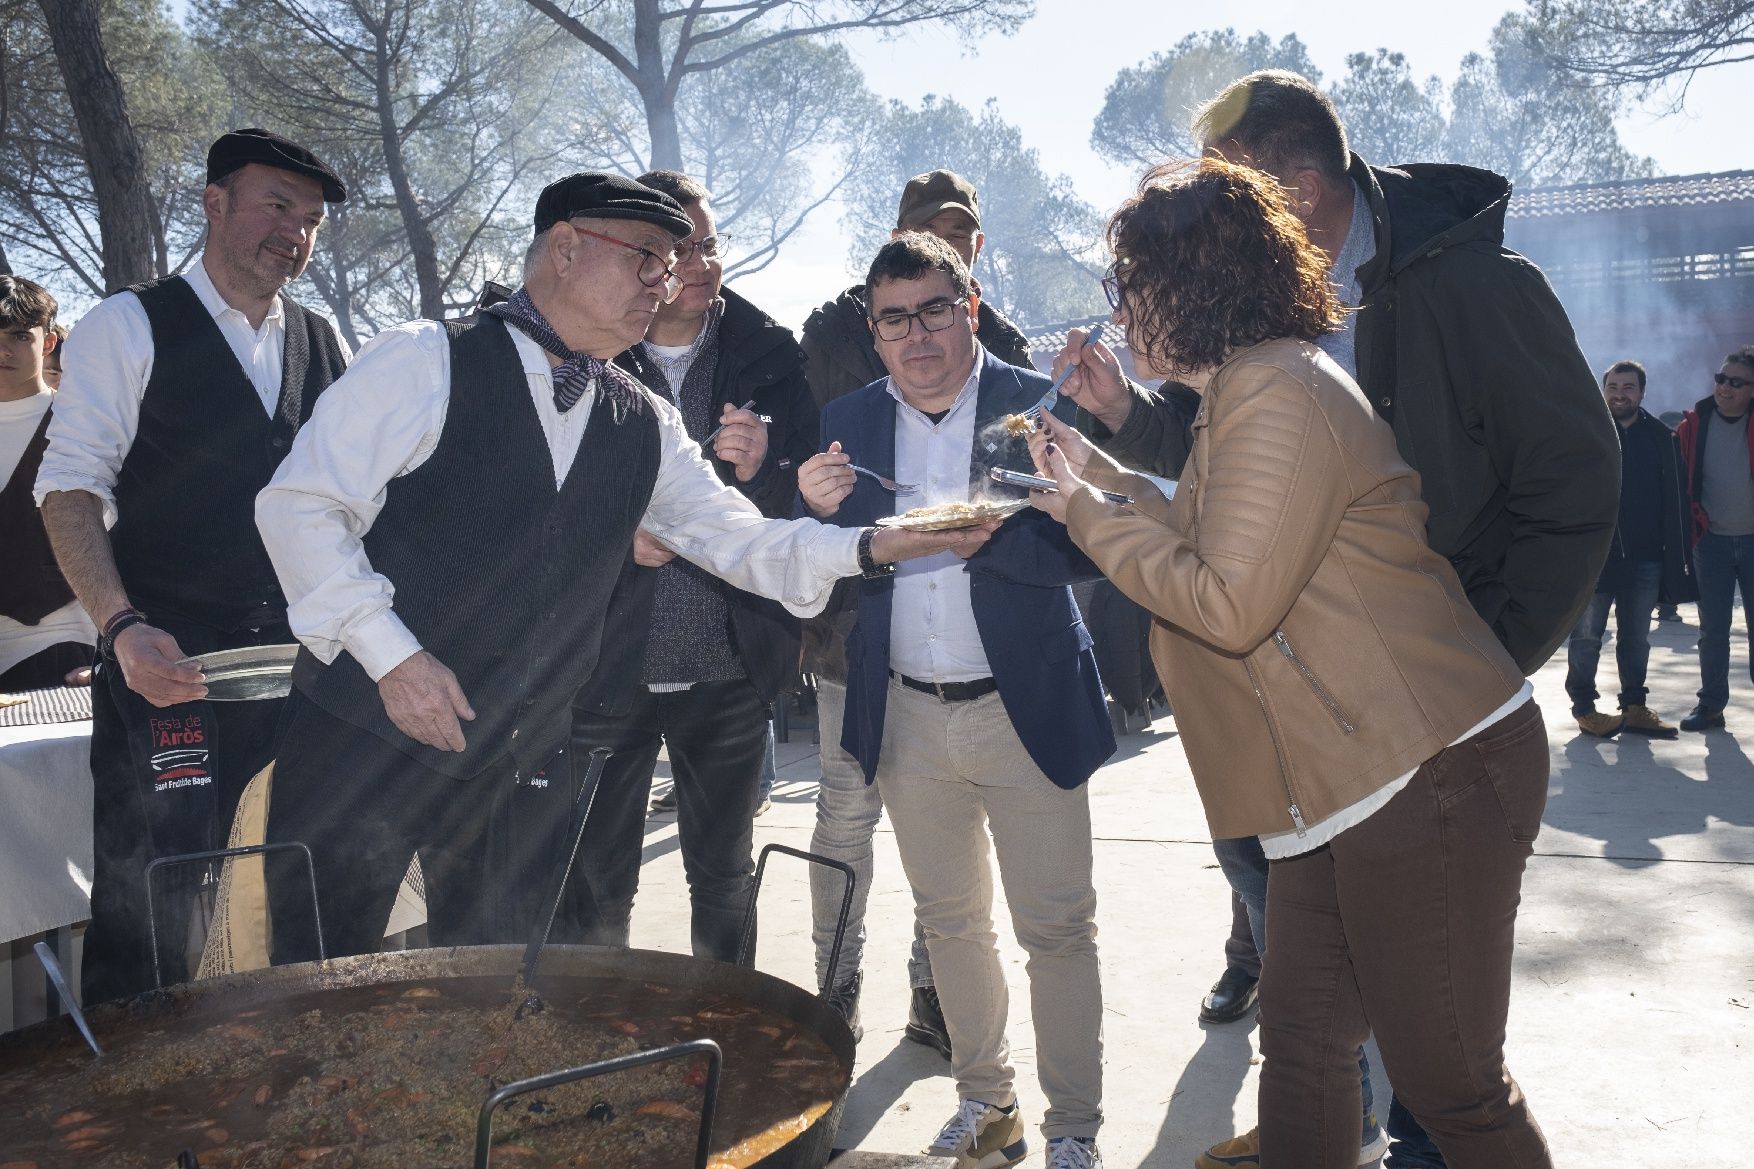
[575,287,820,714]
[1102,155,1620,675]
[1600,409,1696,605]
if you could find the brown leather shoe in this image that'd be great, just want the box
[1575,710,1625,737]
[1620,704,1678,738]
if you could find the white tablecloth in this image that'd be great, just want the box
[0,721,93,943]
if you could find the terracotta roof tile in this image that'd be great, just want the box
[1510,170,1754,219]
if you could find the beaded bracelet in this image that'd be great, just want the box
[100,610,149,660]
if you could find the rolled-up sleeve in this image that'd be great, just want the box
[33,293,155,525]
[255,323,448,680]
[641,396,859,616]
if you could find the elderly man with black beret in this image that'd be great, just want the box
[254,173,975,963]
[37,128,350,1004]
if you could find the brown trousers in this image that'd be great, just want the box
[1259,699,1554,1169]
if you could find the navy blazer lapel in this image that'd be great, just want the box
[838,377,897,483]
[968,348,1045,488]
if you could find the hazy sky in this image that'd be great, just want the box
[736,0,1752,329]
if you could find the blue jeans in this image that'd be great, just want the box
[759,720,776,801]
[1563,561,1663,713]
[1211,836,1382,1145]
[1693,532,1754,712]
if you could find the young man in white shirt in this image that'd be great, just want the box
[254,173,971,966]
[0,276,94,692]
[35,129,350,1004]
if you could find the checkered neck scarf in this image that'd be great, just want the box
[485,287,644,421]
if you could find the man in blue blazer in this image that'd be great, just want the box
[798,233,1112,1169]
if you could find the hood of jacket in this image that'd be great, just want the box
[1356,155,1512,280]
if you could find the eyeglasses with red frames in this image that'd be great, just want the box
[569,223,683,302]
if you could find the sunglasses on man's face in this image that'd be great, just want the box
[1715,372,1753,390]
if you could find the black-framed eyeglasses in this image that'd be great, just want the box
[571,224,682,302]
[869,296,969,342]
[1715,372,1753,390]
[675,234,728,265]
[1101,261,1130,312]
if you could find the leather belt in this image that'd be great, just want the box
[890,670,998,702]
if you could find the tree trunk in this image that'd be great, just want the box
[633,0,682,169]
[371,18,444,319]
[37,0,157,291]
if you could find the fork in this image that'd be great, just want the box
[1019,323,1104,425]
[849,464,919,497]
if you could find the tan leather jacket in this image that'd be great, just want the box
[1066,338,1523,840]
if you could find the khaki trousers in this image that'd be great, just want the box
[875,677,1103,1140]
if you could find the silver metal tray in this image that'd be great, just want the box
[184,643,300,701]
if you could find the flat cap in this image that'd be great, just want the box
[897,169,980,230]
[534,172,693,238]
[207,128,347,204]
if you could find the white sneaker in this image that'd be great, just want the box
[925,1098,1028,1168]
[1046,1135,1103,1169]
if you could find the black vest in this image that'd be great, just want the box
[291,315,662,780]
[0,409,76,624]
[108,277,347,631]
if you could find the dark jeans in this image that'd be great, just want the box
[82,623,286,1006]
[563,679,767,963]
[1563,560,1663,713]
[266,693,583,965]
[1259,700,1552,1169]
[1693,532,1754,712]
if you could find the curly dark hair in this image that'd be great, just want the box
[1106,158,1341,375]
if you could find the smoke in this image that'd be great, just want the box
[1503,184,1754,421]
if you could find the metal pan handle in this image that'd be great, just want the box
[145,842,325,989]
[734,843,856,995]
[474,1038,721,1169]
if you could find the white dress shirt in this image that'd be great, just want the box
[886,347,991,682]
[256,320,861,683]
[33,255,348,525]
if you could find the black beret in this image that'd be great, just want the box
[533,172,693,238]
[207,128,347,204]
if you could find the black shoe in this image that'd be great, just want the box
[1199,967,1260,1024]
[1679,706,1726,732]
[649,787,677,814]
[904,984,953,1060]
[823,970,863,1041]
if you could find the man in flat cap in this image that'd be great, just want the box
[37,127,350,1004]
[797,168,1035,1057]
[255,172,975,963]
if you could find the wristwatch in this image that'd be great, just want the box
[856,526,894,579]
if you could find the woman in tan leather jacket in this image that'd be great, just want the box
[1026,159,1554,1169]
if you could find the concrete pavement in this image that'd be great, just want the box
[627,608,1754,1166]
